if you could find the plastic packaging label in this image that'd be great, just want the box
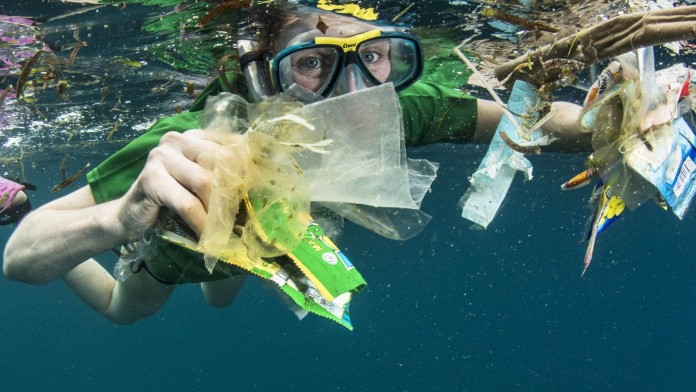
[626,116,696,218]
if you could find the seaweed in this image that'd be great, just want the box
[52,157,91,192]
[15,49,43,104]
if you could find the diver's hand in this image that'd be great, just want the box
[3,129,235,285]
[115,129,231,240]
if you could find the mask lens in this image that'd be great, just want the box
[357,37,420,89]
[273,33,422,97]
[276,46,341,95]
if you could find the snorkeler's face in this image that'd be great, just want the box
[270,12,422,98]
[283,30,393,94]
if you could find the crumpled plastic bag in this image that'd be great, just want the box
[197,83,439,263]
[201,84,437,240]
[293,83,438,210]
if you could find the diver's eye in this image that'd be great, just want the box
[300,56,322,69]
[359,39,390,65]
[291,51,335,75]
[361,51,379,64]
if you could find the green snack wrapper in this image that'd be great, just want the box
[155,195,366,330]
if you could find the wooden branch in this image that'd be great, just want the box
[494,6,696,86]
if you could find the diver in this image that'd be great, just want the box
[2,0,588,325]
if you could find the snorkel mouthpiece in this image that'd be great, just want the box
[238,39,275,102]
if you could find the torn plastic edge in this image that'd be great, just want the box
[460,79,541,229]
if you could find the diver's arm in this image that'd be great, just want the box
[201,275,247,308]
[62,259,174,325]
[3,130,220,285]
[5,187,175,324]
[540,102,592,153]
[471,99,591,152]
[471,99,505,144]
[3,186,126,284]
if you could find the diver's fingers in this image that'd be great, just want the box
[150,143,214,212]
[134,155,208,236]
[158,131,217,168]
[155,131,241,209]
[157,177,208,237]
[177,129,244,170]
[143,131,243,235]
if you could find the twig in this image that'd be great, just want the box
[495,6,696,86]
[454,43,525,137]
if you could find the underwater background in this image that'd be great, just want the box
[1,1,696,391]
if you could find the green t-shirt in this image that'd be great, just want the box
[400,81,478,146]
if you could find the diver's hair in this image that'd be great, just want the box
[246,1,298,54]
[222,1,297,94]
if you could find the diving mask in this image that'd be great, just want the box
[268,29,423,97]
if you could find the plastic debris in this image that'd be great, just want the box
[460,80,551,229]
[566,47,696,275]
[117,84,438,329]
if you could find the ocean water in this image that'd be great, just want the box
[2,1,696,391]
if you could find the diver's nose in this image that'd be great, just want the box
[330,63,371,97]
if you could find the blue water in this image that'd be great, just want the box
[4,146,696,391]
[2,1,696,391]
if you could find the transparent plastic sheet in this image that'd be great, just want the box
[282,83,438,240]
[293,83,437,210]
[459,80,540,229]
[316,158,439,241]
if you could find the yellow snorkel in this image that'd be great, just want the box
[316,0,379,21]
